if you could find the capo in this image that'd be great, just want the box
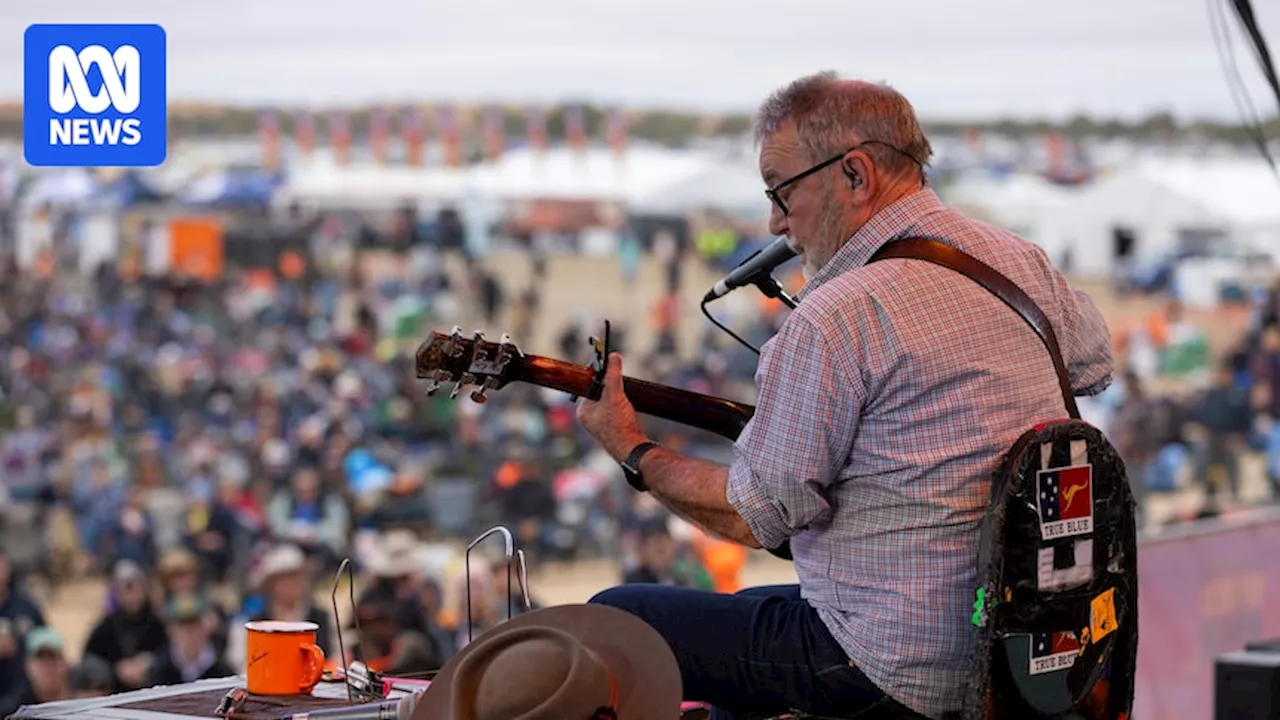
[584,319,611,401]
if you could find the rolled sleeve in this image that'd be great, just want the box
[1037,245,1114,397]
[1063,286,1114,396]
[726,312,863,549]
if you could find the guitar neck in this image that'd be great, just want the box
[515,355,755,441]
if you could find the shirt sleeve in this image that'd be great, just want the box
[1061,283,1114,396]
[725,312,863,550]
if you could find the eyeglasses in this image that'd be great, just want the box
[764,140,922,216]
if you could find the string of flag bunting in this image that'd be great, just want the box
[255,104,661,169]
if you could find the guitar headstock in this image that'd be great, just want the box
[414,326,523,403]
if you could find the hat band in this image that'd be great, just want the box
[585,647,618,720]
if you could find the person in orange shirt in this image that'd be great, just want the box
[690,529,747,594]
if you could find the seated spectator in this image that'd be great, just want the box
[362,531,430,638]
[102,484,157,570]
[622,520,709,589]
[154,547,230,661]
[0,627,70,714]
[344,594,401,673]
[71,457,125,572]
[182,477,239,584]
[148,593,233,686]
[82,561,167,692]
[347,591,444,677]
[268,466,349,569]
[69,655,113,698]
[226,544,334,670]
[496,460,558,560]
[1192,364,1254,502]
[0,546,45,715]
[414,578,458,662]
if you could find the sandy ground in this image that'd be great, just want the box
[41,554,800,664]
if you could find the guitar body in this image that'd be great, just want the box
[415,329,794,560]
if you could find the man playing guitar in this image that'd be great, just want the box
[576,72,1113,720]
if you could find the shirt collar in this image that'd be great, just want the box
[794,188,947,302]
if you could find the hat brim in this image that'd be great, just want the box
[413,604,683,720]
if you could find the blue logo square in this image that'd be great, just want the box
[24,24,167,167]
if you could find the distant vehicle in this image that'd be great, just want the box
[1123,245,1273,295]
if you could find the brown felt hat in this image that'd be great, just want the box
[412,604,682,720]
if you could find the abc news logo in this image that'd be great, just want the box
[24,24,166,167]
[48,44,143,147]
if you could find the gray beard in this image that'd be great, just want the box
[805,190,847,278]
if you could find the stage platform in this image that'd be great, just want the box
[9,676,417,720]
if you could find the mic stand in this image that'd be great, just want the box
[700,272,797,356]
[751,274,797,310]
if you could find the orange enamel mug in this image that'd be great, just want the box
[245,620,325,696]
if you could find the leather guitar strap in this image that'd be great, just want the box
[869,237,1082,421]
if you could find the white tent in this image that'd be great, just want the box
[17,167,99,210]
[940,171,1076,242]
[1035,158,1280,279]
[629,156,770,220]
[467,144,714,203]
[273,154,468,210]
[273,144,718,210]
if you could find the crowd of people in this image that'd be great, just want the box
[1,196,1278,712]
[1085,295,1280,525]
[0,202,777,715]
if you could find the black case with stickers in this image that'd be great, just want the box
[867,238,1138,720]
[963,419,1138,719]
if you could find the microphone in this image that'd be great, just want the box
[271,693,420,720]
[702,237,798,303]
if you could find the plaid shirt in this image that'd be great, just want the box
[726,189,1113,718]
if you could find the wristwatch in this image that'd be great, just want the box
[620,441,660,492]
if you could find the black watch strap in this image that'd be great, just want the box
[621,441,660,492]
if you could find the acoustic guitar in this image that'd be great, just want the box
[414,327,794,560]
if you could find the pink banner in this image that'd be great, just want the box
[258,110,279,170]
[294,110,315,158]
[564,105,586,153]
[369,107,389,165]
[402,106,424,167]
[526,105,547,154]
[1134,508,1280,720]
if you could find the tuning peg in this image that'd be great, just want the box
[450,373,477,399]
[473,330,486,343]
[424,371,449,394]
[470,377,500,404]
[443,326,465,357]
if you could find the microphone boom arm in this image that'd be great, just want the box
[700,271,797,356]
[751,274,797,310]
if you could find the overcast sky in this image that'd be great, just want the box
[2,0,1278,121]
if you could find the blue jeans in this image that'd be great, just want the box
[588,583,886,719]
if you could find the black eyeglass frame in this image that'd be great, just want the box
[764,140,922,216]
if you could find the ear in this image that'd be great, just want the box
[841,149,873,194]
